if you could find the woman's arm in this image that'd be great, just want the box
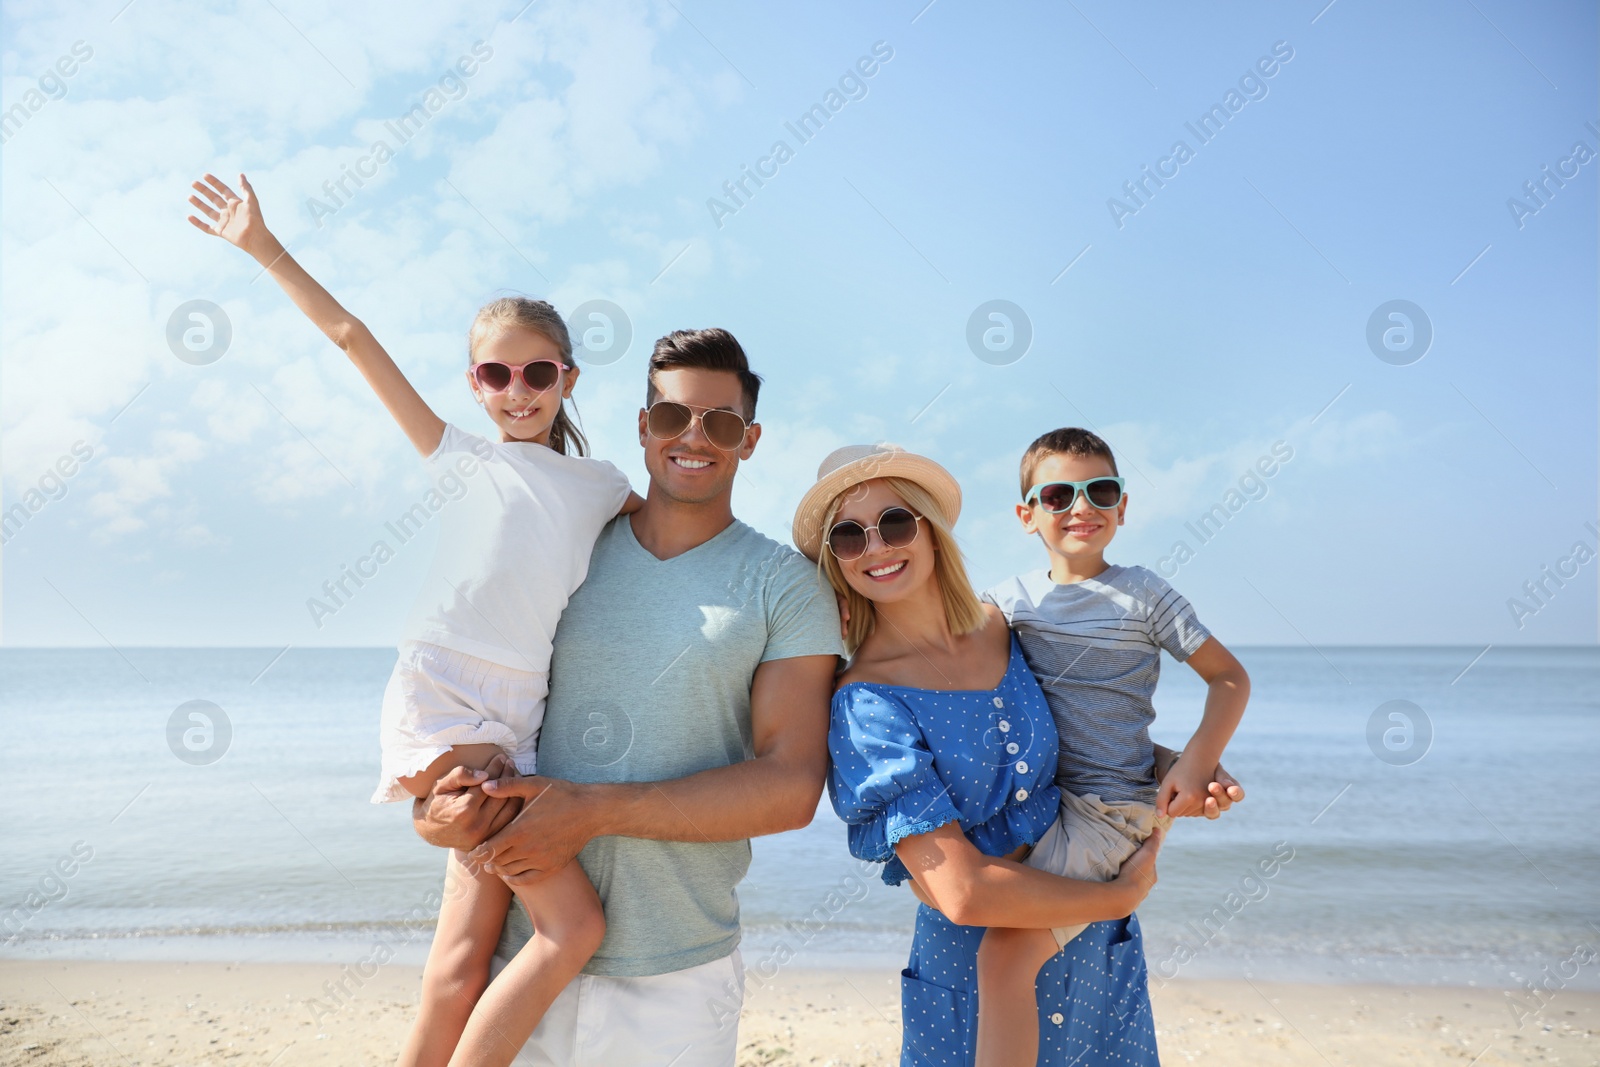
[894,822,1162,929]
[186,172,446,457]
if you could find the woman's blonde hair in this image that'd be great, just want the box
[817,476,987,655]
[467,296,587,456]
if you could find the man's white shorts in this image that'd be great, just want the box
[489,948,745,1067]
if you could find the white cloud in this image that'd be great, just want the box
[1097,407,1403,527]
[85,429,206,536]
[3,0,720,546]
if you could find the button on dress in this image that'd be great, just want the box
[828,634,1161,1066]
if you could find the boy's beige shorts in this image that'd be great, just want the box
[1025,790,1170,948]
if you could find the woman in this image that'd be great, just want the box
[792,444,1240,1066]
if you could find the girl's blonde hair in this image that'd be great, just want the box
[467,296,587,456]
[817,476,987,655]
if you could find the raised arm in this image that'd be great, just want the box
[897,821,1162,929]
[186,172,445,457]
[458,653,836,885]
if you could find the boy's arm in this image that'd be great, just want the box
[1157,637,1250,818]
[187,172,446,457]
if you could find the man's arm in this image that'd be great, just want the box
[471,654,836,885]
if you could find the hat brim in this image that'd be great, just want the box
[791,452,963,561]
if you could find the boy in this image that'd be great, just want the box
[975,427,1250,1066]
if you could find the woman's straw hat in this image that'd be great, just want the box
[791,443,962,561]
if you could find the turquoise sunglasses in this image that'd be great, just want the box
[1024,476,1125,513]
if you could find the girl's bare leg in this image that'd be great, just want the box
[396,850,511,1067]
[447,860,605,1067]
[975,925,1063,1067]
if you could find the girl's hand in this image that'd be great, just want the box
[187,172,276,260]
[1113,823,1162,912]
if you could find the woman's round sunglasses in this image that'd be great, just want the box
[1024,476,1126,513]
[826,506,923,561]
[645,400,750,452]
[470,359,565,394]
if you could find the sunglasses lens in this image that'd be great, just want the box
[647,402,693,439]
[474,363,513,391]
[1037,483,1076,512]
[701,410,747,450]
[1085,479,1122,508]
[878,508,919,548]
[523,361,562,391]
[828,521,869,560]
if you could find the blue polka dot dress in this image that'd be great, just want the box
[828,634,1161,1066]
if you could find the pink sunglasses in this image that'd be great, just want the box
[470,360,565,394]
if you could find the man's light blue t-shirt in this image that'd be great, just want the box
[495,515,844,977]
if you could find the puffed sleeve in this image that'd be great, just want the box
[827,686,962,885]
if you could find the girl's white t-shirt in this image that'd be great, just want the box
[401,422,632,673]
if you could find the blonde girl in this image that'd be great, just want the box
[186,172,639,1067]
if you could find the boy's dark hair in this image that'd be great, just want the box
[646,328,763,420]
[1019,427,1119,499]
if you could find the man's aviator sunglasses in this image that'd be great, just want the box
[470,359,565,394]
[645,401,751,452]
[1024,476,1126,513]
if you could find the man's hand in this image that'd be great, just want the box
[472,775,598,888]
[411,754,521,851]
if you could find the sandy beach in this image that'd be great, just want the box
[2,959,1595,1065]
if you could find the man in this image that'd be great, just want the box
[411,327,843,1065]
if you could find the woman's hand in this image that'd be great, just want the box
[1112,823,1163,913]
[187,172,277,261]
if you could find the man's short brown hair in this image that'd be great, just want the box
[1019,427,1119,500]
[646,328,763,420]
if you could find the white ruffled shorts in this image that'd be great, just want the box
[371,641,546,804]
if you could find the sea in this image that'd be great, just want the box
[3,645,1597,992]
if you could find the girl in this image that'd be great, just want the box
[186,172,639,1067]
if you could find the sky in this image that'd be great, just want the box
[1,0,1595,650]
